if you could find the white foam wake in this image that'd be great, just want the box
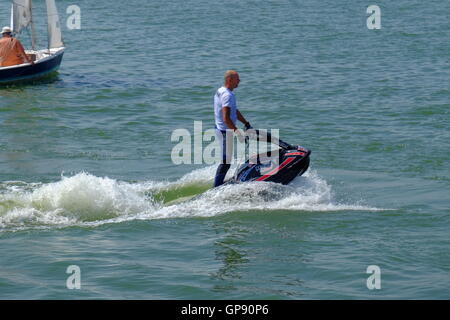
[0,168,382,231]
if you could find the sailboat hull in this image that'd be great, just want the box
[0,47,64,85]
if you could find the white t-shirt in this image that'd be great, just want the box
[214,86,237,131]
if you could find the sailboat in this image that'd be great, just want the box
[0,0,65,84]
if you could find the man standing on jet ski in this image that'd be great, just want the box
[213,70,252,187]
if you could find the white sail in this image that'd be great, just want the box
[46,0,64,49]
[11,0,32,34]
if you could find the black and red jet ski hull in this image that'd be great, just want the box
[232,146,311,185]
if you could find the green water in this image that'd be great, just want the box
[0,0,449,299]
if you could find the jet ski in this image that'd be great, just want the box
[226,129,311,185]
[163,129,310,206]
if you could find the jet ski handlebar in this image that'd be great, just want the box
[243,127,296,150]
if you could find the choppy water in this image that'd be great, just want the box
[0,0,449,299]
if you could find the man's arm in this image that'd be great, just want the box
[236,109,250,126]
[222,107,246,142]
[222,107,238,131]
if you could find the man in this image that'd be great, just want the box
[213,70,252,187]
[0,26,34,67]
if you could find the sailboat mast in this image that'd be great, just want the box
[10,4,14,31]
[29,0,37,50]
